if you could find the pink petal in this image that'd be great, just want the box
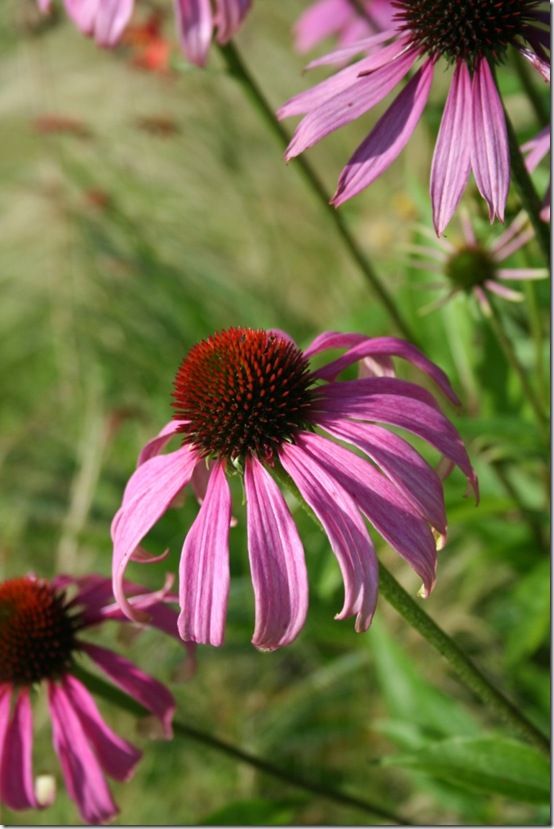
[93,0,134,45]
[470,58,509,223]
[497,268,548,281]
[321,419,446,535]
[111,445,199,620]
[332,58,434,206]
[178,461,231,646]
[430,61,472,235]
[61,676,141,782]
[319,375,444,410]
[64,0,99,34]
[316,381,478,498]
[285,48,417,159]
[244,456,308,650]
[36,0,51,11]
[484,280,523,302]
[174,0,214,67]
[306,29,400,68]
[82,642,176,738]
[298,433,438,594]
[280,441,378,632]
[214,0,251,43]
[294,0,355,53]
[522,126,550,173]
[48,681,118,824]
[311,333,460,404]
[1,688,39,811]
[137,420,187,466]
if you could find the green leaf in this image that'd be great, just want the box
[382,736,550,803]
[199,798,302,825]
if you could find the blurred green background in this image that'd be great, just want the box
[0,1,550,824]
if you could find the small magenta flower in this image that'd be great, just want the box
[410,211,549,313]
[0,573,190,824]
[37,0,251,67]
[279,1,550,235]
[294,0,394,54]
[112,328,477,652]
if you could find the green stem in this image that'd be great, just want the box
[503,109,550,264]
[73,665,409,825]
[273,468,550,754]
[512,50,549,128]
[482,297,548,440]
[490,457,547,555]
[217,41,418,344]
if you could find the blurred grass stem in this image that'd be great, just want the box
[274,469,550,754]
[217,41,418,343]
[512,51,549,128]
[482,298,548,440]
[73,666,408,824]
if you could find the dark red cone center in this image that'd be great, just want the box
[172,328,316,461]
[0,578,78,685]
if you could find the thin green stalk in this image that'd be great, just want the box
[503,109,550,264]
[523,279,547,401]
[217,41,418,344]
[490,457,547,555]
[273,468,550,754]
[482,297,548,440]
[512,50,549,128]
[73,666,409,825]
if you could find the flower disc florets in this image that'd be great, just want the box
[0,577,78,684]
[172,328,317,461]
[446,245,496,291]
[394,0,542,67]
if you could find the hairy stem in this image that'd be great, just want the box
[274,468,550,754]
[73,665,409,824]
[482,297,548,440]
[217,41,417,343]
[503,109,550,265]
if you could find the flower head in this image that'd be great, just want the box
[0,573,190,824]
[410,211,549,313]
[279,1,550,234]
[37,0,252,67]
[112,328,477,652]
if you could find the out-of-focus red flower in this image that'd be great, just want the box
[122,13,172,74]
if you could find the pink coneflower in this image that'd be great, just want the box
[37,0,251,67]
[112,328,477,652]
[0,573,190,823]
[410,211,549,313]
[279,1,550,235]
[294,0,394,54]
[522,126,551,222]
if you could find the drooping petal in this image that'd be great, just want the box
[310,332,460,404]
[430,61,472,235]
[48,681,118,824]
[522,126,550,173]
[484,280,523,302]
[321,419,446,535]
[470,58,509,223]
[214,0,251,43]
[61,676,141,782]
[294,0,360,53]
[111,445,199,620]
[0,689,39,811]
[244,456,308,650]
[82,642,175,738]
[296,433,438,595]
[306,30,403,69]
[137,420,187,466]
[64,0,133,45]
[315,381,478,498]
[280,441,378,631]
[497,268,548,281]
[332,58,434,206]
[174,0,214,67]
[285,48,418,159]
[178,461,231,646]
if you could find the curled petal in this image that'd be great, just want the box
[430,61,472,235]
[332,58,434,206]
[48,681,118,824]
[178,461,231,646]
[280,441,378,632]
[111,445,199,621]
[245,456,308,650]
[470,58,509,223]
[137,420,187,466]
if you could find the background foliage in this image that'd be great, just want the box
[0,0,549,824]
